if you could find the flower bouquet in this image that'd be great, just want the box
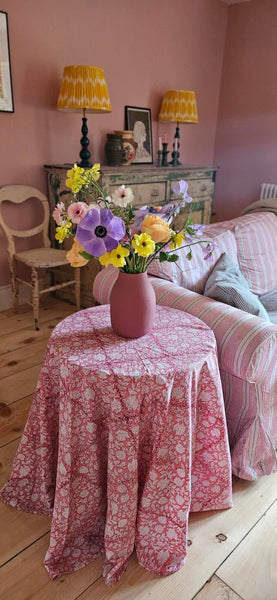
[53,163,214,337]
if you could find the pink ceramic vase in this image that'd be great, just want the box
[110,270,156,338]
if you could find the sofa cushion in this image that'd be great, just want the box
[204,253,270,320]
[147,229,238,293]
[232,213,277,294]
[259,289,277,324]
[204,212,277,295]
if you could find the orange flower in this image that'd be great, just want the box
[66,238,89,268]
[141,214,171,243]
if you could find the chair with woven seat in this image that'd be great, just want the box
[0,185,80,329]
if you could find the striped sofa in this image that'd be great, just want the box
[93,212,277,481]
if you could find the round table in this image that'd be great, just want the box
[0,305,232,586]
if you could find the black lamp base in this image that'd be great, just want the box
[78,115,92,168]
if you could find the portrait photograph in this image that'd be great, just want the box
[125,106,153,164]
[0,11,14,112]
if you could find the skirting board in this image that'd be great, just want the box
[0,283,32,311]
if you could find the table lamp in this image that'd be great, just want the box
[158,90,198,166]
[57,65,112,168]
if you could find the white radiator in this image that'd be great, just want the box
[260,183,277,200]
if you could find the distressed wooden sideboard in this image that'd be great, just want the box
[44,164,218,307]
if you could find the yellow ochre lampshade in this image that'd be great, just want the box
[57,65,112,113]
[159,90,198,124]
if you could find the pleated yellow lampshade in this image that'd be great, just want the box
[159,90,198,123]
[57,65,112,113]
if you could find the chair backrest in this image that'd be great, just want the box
[0,185,50,257]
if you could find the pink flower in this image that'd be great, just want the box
[52,202,65,224]
[67,202,89,224]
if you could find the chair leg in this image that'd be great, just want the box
[31,267,40,330]
[75,267,81,311]
[10,259,19,313]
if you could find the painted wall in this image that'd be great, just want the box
[0,0,228,287]
[214,0,277,221]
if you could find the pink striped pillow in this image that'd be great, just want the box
[233,213,277,294]
[148,229,238,293]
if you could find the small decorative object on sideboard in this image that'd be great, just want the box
[52,163,215,338]
[115,130,136,166]
[105,133,123,166]
[161,142,169,167]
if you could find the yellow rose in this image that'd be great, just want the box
[141,214,171,243]
[66,238,89,267]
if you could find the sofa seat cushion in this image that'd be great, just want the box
[204,253,270,320]
[147,229,238,293]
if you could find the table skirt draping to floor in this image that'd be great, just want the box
[0,306,232,585]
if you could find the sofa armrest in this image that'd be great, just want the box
[93,269,277,382]
[152,277,277,383]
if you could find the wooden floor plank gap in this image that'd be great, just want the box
[0,530,50,570]
[0,434,22,450]
[74,574,105,600]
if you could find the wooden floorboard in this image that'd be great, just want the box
[0,339,47,379]
[0,299,276,600]
[0,395,33,447]
[0,364,42,405]
[0,535,103,600]
[192,575,244,599]
[217,499,277,599]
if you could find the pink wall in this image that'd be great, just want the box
[0,0,228,287]
[214,0,277,221]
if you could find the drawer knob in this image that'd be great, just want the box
[201,184,207,192]
[151,189,160,197]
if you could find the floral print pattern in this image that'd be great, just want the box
[0,306,232,586]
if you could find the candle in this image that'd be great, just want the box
[164,133,168,143]
[158,137,162,151]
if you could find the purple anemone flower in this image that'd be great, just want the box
[76,208,125,257]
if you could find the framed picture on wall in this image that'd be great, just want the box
[0,11,14,112]
[125,106,153,164]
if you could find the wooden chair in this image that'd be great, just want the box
[0,185,80,329]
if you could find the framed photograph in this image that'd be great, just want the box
[0,11,14,112]
[125,106,153,164]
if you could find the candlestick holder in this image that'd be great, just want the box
[157,150,163,167]
[161,143,169,167]
[170,136,181,166]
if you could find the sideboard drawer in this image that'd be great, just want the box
[170,178,214,199]
[108,182,167,207]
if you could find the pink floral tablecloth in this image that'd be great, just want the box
[0,305,232,585]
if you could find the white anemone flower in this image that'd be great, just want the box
[111,185,134,208]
